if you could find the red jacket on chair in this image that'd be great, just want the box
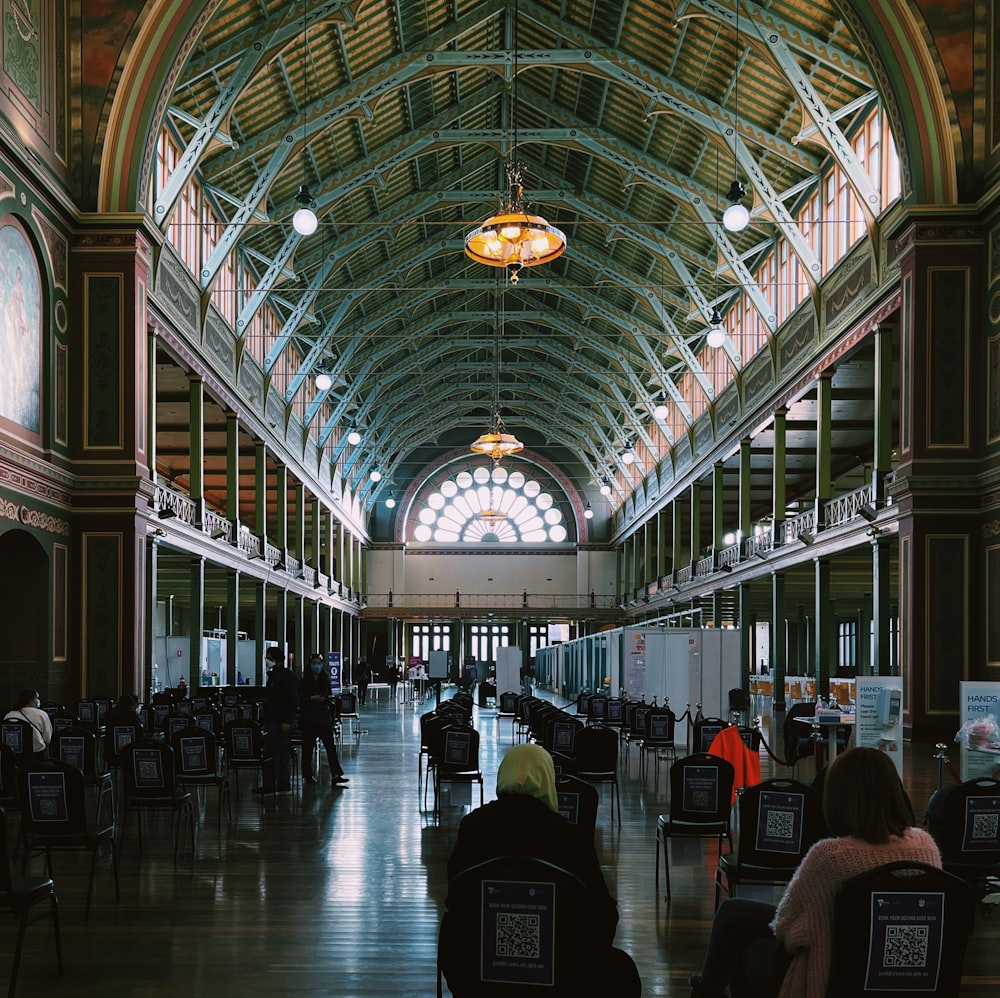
[708,724,761,804]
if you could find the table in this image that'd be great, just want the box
[794,712,856,764]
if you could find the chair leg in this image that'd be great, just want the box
[51,893,63,974]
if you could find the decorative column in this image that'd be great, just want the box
[226,413,240,535]
[255,442,268,549]
[254,578,267,682]
[672,497,684,574]
[689,480,701,569]
[814,557,833,696]
[814,371,833,525]
[872,323,895,506]
[292,480,305,568]
[739,437,752,543]
[771,571,786,712]
[189,556,205,691]
[712,461,725,554]
[274,465,288,561]
[226,570,240,684]
[188,375,205,526]
[772,408,787,539]
[872,534,892,675]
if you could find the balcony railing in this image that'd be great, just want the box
[781,508,817,546]
[824,483,874,528]
[154,483,197,525]
[365,592,619,611]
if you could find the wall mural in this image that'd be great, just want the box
[0,220,41,433]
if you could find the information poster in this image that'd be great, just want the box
[481,880,556,986]
[682,765,720,813]
[958,682,1000,780]
[865,890,944,991]
[855,677,904,776]
[59,736,85,769]
[328,651,342,694]
[27,771,68,822]
[755,791,805,854]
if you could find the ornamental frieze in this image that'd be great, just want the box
[0,498,70,535]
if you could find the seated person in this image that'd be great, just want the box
[441,743,640,996]
[691,746,940,998]
[4,688,53,758]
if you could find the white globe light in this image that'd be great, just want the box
[293,205,318,236]
[706,325,727,349]
[314,371,333,391]
[621,450,635,466]
[369,469,382,482]
[722,201,750,232]
[584,505,594,520]
[599,483,612,497]
[385,496,396,509]
[347,428,362,446]
[653,402,669,420]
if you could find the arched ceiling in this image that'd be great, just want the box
[157,0,885,513]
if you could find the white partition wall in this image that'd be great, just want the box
[495,646,521,696]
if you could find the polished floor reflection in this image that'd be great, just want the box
[4,689,998,997]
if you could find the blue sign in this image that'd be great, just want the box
[328,651,342,694]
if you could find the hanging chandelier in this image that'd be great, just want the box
[478,507,507,527]
[464,0,565,284]
[470,276,523,462]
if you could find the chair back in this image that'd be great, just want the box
[337,691,359,717]
[692,717,729,754]
[166,713,191,741]
[0,743,20,807]
[643,707,676,746]
[0,806,14,892]
[575,690,591,716]
[586,695,608,723]
[19,758,90,838]
[194,707,223,736]
[51,726,101,778]
[171,726,222,778]
[555,774,599,838]
[573,724,618,774]
[940,777,1000,868]
[667,753,735,826]
[74,699,101,731]
[498,691,518,716]
[223,718,264,762]
[545,714,582,757]
[1,717,35,760]
[734,778,825,871]
[624,702,650,741]
[828,861,974,997]
[736,726,762,752]
[121,738,181,799]
[152,701,174,731]
[436,725,480,774]
[104,720,144,768]
[604,697,624,727]
[441,855,590,996]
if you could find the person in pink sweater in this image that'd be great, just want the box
[690,747,941,998]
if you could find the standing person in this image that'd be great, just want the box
[356,658,371,706]
[253,645,298,795]
[690,746,942,998]
[441,743,641,996]
[299,653,349,788]
[4,688,53,758]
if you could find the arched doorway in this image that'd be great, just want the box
[0,528,49,707]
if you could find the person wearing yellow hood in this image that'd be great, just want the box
[442,742,641,995]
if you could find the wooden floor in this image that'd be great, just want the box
[4,688,998,997]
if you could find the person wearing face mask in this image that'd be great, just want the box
[4,688,53,758]
[299,652,349,788]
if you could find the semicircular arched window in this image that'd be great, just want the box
[410,465,570,544]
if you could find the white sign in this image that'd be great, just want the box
[855,677,904,776]
[957,681,1000,781]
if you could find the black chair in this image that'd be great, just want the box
[18,758,120,919]
[828,861,974,997]
[727,687,751,726]
[431,725,484,824]
[221,718,266,799]
[336,691,363,742]
[656,753,735,899]
[1,806,63,998]
[586,695,608,725]
[555,773,599,841]
[572,725,620,827]
[939,776,1000,898]
[604,697,625,733]
[496,690,518,741]
[438,854,590,997]
[575,691,592,717]
[691,716,729,755]
[714,778,826,908]
[513,694,535,742]
[1,719,35,767]
[622,702,651,768]
[119,738,195,863]
[170,726,232,848]
[0,744,21,814]
[419,711,453,794]
[545,714,583,771]
[49,726,114,824]
[73,699,102,738]
[638,707,677,784]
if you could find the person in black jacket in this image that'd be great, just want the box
[253,645,298,794]
[299,653,348,788]
[442,742,640,996]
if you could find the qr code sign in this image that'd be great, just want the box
[137,761,159,781]
[691,790,709,808]
[495,913,540,958]
[883,924,929,967]
[972,812,999,841]
[765,809,795,840]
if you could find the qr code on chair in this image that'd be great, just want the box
[690,790,709,807]
[882,924,929,967]
[765,809,795,840]
[972,812,999,841]
[495,913,540,958]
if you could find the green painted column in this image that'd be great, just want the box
[712,461,725,553]
[873,324,894,505]
[872,535,892,676]
[309,496,321,574]
[773,408,787,535]
[643,518,652,589]
[689,480,701,569]
[226,413,240,531]
[292,594,305,673]
[189,376,205,525]
[771,571,786,712]
[815,557,833,696]
[255,442,267,547]
[672,498,684,574]
[226,570,240,684]
[323,509,335,587]
[738,582,752,691]
[189,555,205,692]
[815,371,833,521]
[616,545,624,602]
[292,480,305,567]
[274,465,288,555]
[254,578,267,682]
[145,534,159,698]
[275,586,288,657]
[656,508,667,581]
[739,437,752,542]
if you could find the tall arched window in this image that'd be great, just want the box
[410,465,571,544]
